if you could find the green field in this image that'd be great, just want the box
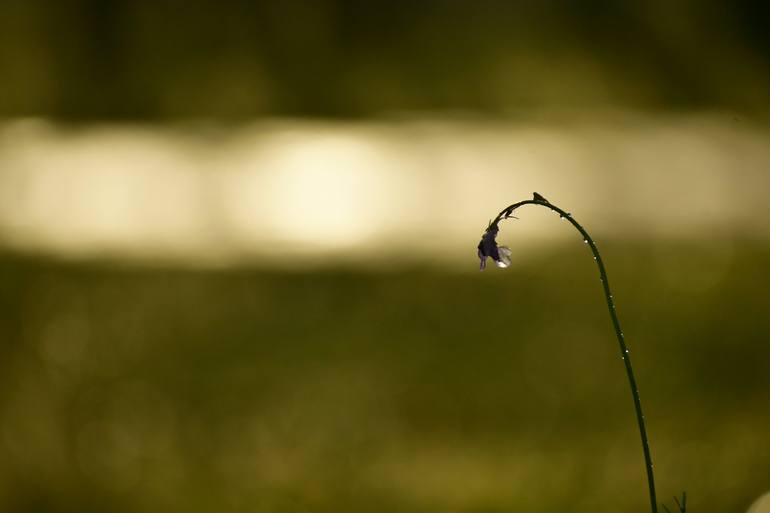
[1,238,768,513]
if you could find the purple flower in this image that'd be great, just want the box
[477,223,512,270]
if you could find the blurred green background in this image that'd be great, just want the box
[2,0,770,119]
[1,2,770,513]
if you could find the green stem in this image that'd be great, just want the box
[492,199,657,513]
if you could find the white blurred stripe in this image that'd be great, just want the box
[0,116,768,266]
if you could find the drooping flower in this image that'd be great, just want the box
[477,222,512,270]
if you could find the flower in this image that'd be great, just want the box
[477,223,512,270]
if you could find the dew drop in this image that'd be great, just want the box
[583,239,588,244]
[624,348,629,354]
[593,256,597,260]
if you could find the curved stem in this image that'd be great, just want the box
[492,199,657,513]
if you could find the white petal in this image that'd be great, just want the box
[496,257,511,268]
[495,246,512,268]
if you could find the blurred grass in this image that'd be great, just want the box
[1,238,769,513]
[2,1,770,119]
